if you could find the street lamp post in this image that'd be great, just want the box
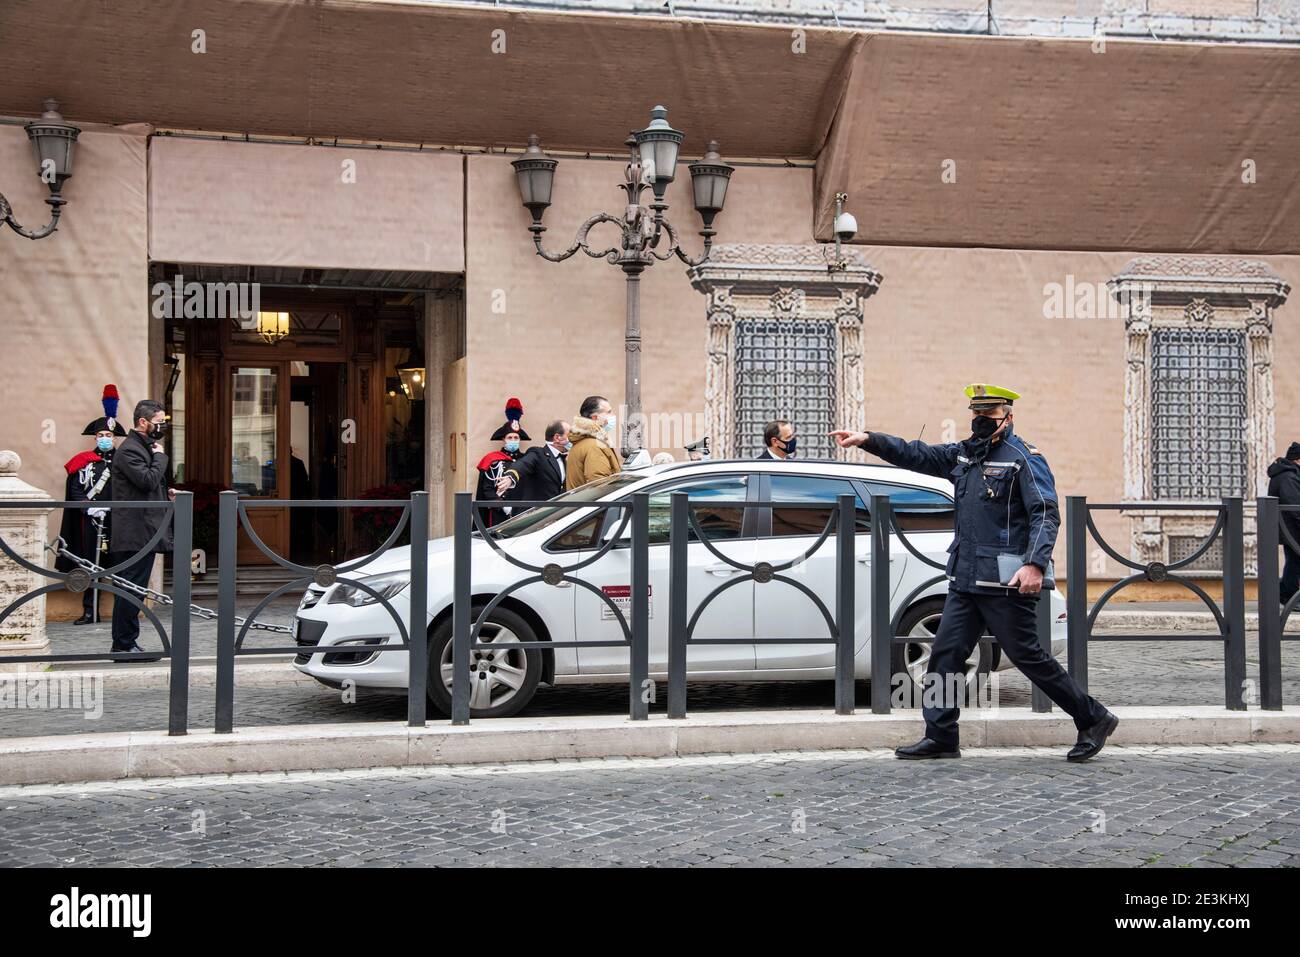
[0,100,81,241]
[512,106,733,454]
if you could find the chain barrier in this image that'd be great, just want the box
[43,536,295,635]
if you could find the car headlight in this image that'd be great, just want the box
[328,570,410,607]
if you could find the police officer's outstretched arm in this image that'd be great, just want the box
[829,429,959,480]
[1016,443,1061,572]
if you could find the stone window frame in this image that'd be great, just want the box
[1111,256,1290,574]
[688,244,882,461]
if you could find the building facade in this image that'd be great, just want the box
[1,0,1298,607]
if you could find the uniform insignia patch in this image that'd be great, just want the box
[1026,444,1042,455]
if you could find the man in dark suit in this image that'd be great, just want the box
[108,398,172,661]
[757,420,796,460]
[497,420,571,508]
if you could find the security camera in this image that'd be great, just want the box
[833,209,858,244]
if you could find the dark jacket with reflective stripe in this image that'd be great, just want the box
[862,426,1060,594]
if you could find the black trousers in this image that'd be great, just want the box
[108,551,157,651]
[923,587,1108,747]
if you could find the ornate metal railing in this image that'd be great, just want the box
[451,492,649,725]
[214,491,429,732]
[1253,496,1300,710]
[0,495,193,734]
[666,493,856,718]
[1065,496,1247,710]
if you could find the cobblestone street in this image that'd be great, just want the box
[1,745,1297,867]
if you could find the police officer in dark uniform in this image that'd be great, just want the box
[830,383,1119,762]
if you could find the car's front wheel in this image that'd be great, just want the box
[889,598,991,707]
[426,607,542,719]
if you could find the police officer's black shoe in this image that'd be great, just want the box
[1066,711,1119,762]
[112,642,163,664]
[895,737,961,760]
[73,612,95,625]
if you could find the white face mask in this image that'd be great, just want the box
[603,415,617,437]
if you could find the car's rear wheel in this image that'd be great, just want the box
[426,607,542,719]
[889,598,991,706]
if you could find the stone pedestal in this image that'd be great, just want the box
[0,450,54,671]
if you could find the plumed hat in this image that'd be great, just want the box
[81,384,128,437]
[490,397,530,442]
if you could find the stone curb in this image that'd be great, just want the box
[1095,610,1300,632]
[0,663,316,690]
[1,706,1296,786]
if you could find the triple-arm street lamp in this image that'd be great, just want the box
[0,100,80,241]
[512,105,734,455]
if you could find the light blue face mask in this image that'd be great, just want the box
[96,437,114,452]
[504,440,520,453]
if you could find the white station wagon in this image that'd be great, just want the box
[292,459,1067,718]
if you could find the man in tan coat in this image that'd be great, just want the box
[566,395,622,490]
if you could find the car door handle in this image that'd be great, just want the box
[705,564,747,576]
[857,554,900,564]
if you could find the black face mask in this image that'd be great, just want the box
[970,414,1005,440]
[146,422,167,441]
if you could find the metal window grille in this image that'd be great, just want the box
[733,318,837,459]
[1168,534,1223,573]
[1150,328,1247,499]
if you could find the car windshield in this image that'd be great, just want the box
[488,472,646,539]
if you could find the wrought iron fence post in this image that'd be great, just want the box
[869,493,892,714]
[834,494,856,715]
[407,491,429,728]
[667,491,688,719]
[168,492,193,736]
[1223,496,1247,711]
[1031,590,1052,713]
[1256,495,1283,710]
[452,492,472,725]
[1065,496,1088,692]
[214,491,238,733]
[629,492,650,720]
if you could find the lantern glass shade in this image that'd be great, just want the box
[25,101,79,185]
[257,311,290,344]
[515,163,555,210]
[689,141,734,224]
[512,135,558,223]
[691,168,730,214]
[634,106,683,199]
[397,357,426,401]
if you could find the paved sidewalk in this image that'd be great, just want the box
[1,745,1296,867]
[3,635,1297,739]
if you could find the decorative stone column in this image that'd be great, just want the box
[688,244,882,460]
[0,450,54,670]
[1110,256,1290,575]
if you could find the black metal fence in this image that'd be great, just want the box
[214,490,429,732]
[1065,496,1248,711]
[5,488,1298,738]
[665,493,857,719]
[451,492,649,725]
[0,494,193,734]
[1253,496,1300,709]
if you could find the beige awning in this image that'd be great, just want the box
[0,0,858,160]
[814,32,1300,254]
